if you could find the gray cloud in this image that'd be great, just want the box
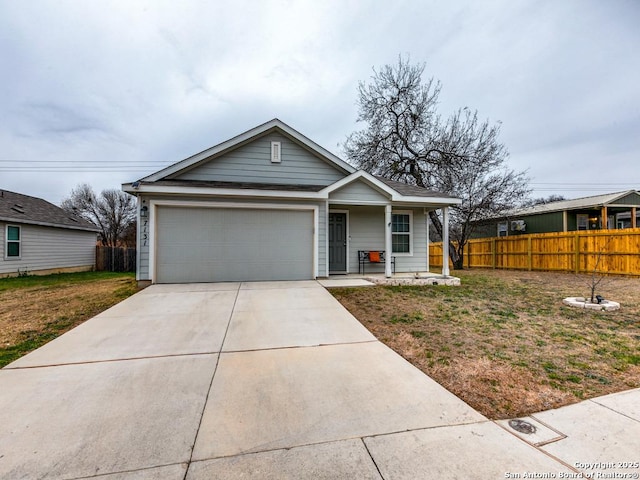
[0,0,638,204]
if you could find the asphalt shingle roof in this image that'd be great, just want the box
[374,176,458,199]
[141,177,456,199]
[0,189,99,232]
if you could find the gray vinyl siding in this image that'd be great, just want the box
[0,222,96,275]
[329,181,389,203]
[138,213,150,280]
[175,133,346,186]
[347,206,385,273]
[342,206,428,274]
[317,202,328,277]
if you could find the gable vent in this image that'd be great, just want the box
[271,141,281,163]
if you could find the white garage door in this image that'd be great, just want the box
[155,206,314,283]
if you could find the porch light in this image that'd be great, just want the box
[140,206,148,218]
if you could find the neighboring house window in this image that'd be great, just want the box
[497,222,508,237]
[6,225,21,258]
[391,211,412,255]
[577,214,588,231]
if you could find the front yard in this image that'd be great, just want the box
[330,269,640,419]
[2,269,638,421]
[0,272,138,367]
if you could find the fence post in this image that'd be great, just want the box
[574,233,580,274]
[528,236,532,271]
[491,238,496,269]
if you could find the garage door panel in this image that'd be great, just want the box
[155,207,313,283]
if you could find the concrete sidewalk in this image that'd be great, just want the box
[1,281,638,479]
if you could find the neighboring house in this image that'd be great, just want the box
[474,190,640,238]
[122,119,461,284]
[0,190,99,276]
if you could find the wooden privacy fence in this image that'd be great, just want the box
[96,246,136,272]
[429,228,640,276]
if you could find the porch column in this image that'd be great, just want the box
[425,210,430,272]
[632,207,637,229]
[601,206,608,230]
[385,204,392,278]
[442,207,450,277]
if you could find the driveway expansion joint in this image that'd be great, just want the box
[589,398,640,423]
[67,461,188,480]
[1,351,221,370]
[183,285,240,479]
[221,339,379,355]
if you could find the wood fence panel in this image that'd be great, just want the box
[95,246,136,272]
[430,228,640,276]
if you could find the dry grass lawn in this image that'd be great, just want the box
[0,272,139,367]
[330,269,640,419]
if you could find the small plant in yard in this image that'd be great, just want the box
[563,236,621,311]
[16,267,31,277]
[587,236,614,304]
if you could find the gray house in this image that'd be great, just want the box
[1,190,99,276]
[123,119,460,284]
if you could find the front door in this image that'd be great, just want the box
[329,212,347,272]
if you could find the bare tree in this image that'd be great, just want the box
[525,194,566,207]
[61,183,136,247]
[344,56,530,268]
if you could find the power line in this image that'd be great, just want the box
[0,160,167,163]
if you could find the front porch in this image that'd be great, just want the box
[318,271,461,287]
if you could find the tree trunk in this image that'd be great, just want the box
[453,243,465,270]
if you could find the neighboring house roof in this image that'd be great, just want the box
[0,189,99,232]
[513,190,640,216]
[141,118,356,182]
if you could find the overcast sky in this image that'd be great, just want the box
[1,0,638,205]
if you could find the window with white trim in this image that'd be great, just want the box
[497,222,508,237]
[391,211,412,255]
[5,225,21,258]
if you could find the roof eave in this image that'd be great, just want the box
[123,183,325,200]
[0,216,100,232]
[391,196,462,206]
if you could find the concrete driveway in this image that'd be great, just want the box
[0,281,636,479]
